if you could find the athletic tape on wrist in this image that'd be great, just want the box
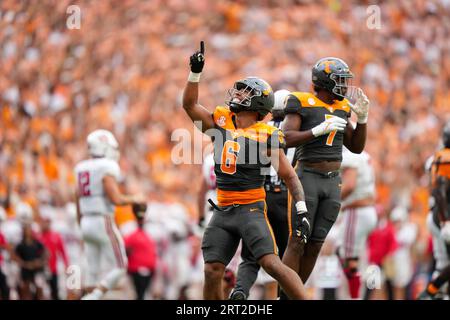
[357,115,368,124]
[188,72,201,82]
[311,126,321,137]
[296,201,307,213]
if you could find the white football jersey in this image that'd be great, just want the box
[341,148,376,206]
[74,158,121,216]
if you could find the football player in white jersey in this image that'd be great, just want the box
[337,147,377,299]
[75,129,145,300]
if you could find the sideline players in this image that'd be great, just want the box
[75,129,145,300]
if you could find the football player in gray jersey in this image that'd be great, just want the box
[280,57,370,299]
[230,90,296,300]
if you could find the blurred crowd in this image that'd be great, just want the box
[0,0,449,299]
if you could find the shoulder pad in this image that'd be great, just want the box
[290,92,317,107]
[252,122,279,135]
[435,149,450,160]
[334,98,351,113]
[213,106,234,129]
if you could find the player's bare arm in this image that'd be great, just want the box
[283,113,314,148]
[341,167,358,200]
[274,149,305,203]
[272,148,310,242]
[182,41,214,132]
[343,121,366,153]
[103,175,144,206]
[344,88,369,153]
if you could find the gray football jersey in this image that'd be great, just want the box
[284,92,351,162]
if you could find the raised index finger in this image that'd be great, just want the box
[200,41,205,54]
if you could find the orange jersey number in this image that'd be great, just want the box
[220,140,240,174]
[325,114,337,146]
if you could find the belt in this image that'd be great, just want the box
[208,199,239,212]
[302,167,340,179]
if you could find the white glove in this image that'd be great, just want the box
[311,116,347,137]
[350,88,370,124]
[441,221,450,243]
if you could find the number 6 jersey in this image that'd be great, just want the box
[74,158,121,216]
[210,106,285,207]
[284,92,351,162]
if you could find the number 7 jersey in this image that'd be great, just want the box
[210,106,285,206]
[74,158,121,216]
[284,92,351,162]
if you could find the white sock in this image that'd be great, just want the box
[100,268,126,291]
[82,288,103,300]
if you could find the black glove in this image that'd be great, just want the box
[189,41,205,73]
[296,212,311,243]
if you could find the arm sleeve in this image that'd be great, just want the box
[284,94,302,115]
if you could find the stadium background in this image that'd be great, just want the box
[0,0,449,299]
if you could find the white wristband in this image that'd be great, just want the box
[295,201,307,213]
[188,72,201,83]
[357,115,368,124]
[311,126,321,137]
